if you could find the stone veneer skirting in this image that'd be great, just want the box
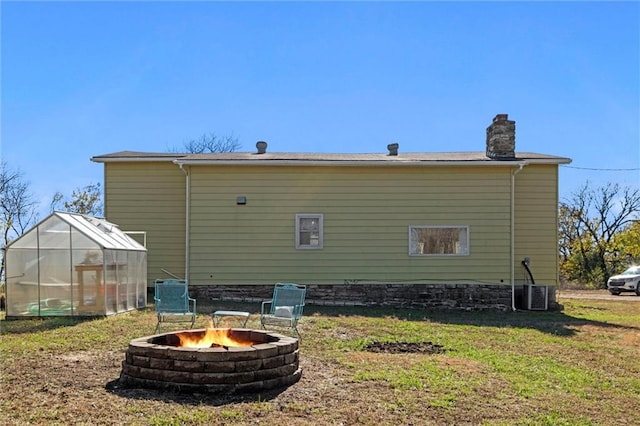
[188,283,558,312]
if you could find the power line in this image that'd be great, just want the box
[561,165,640,172]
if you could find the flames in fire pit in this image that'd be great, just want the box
[174,321,255,348]
[120,325,301,394]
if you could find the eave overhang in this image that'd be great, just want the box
[92,151,572,167]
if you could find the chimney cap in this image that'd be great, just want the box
[256,141,267,154]
[387,143,399,156]
[493,114,510,123]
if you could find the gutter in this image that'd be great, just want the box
[178,163,190,282]
[172,159,569,167]
[511,161,528,311]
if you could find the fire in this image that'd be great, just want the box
[175,320,255,348]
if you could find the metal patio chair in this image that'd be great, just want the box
[260,283,306,337]
[153,279,196,333]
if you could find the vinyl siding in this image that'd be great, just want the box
[103,162,186,284]
[188,165,516,285]
[514,165,560,286]
[100,160,561,288]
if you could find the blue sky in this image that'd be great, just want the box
[2,1,639,218]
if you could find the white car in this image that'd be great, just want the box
[607,266,640,296]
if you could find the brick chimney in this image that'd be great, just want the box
[486,114,515,160]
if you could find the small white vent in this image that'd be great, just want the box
[525,285,548,310]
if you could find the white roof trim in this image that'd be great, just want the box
[173,159,571,167]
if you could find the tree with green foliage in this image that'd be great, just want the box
[559,182,640,288]
[610,220,640,268]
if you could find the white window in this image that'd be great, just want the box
[409,226,469,256]
[295,214,323,249]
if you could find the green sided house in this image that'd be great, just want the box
[91,114,571,311]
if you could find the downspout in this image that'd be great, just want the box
[511,162,527,311]
[178,163,190,282]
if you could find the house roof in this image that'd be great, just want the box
[92,150,571,166]
[91,151,185,162]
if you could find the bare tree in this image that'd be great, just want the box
[1,162,39,282]
[50,192,64,213]
[51,183,103,216]
[559,182,640,287]
[170,133,241,153]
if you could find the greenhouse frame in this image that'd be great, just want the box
[5,212,147,318]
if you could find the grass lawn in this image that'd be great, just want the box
[1,295,639,425]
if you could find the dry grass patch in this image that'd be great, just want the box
[1,296,639,425]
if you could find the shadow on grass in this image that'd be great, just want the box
[0,315,100,335]
[327,305,640,337]
[2,299,636,338]
[199,300,639,338]
[0,306,157,335]
[104,378,288,406]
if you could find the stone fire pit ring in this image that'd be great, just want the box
[120,328,301,394]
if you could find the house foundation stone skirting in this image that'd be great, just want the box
[188,283,558,312]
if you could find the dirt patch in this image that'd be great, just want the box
[364,341,446,354]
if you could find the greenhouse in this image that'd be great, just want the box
[5,212,147,318]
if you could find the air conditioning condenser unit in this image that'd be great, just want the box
[525,285,548,310]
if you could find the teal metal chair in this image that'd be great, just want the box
[260,283,306,336]
[154,279,196,333]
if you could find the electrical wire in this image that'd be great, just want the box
[561,165,640,171]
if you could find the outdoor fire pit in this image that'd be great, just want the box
[120,326,301,393]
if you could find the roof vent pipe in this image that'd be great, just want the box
[387,143,399,156]
[256,141,267,154]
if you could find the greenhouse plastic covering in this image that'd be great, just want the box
[5,212,147,318]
